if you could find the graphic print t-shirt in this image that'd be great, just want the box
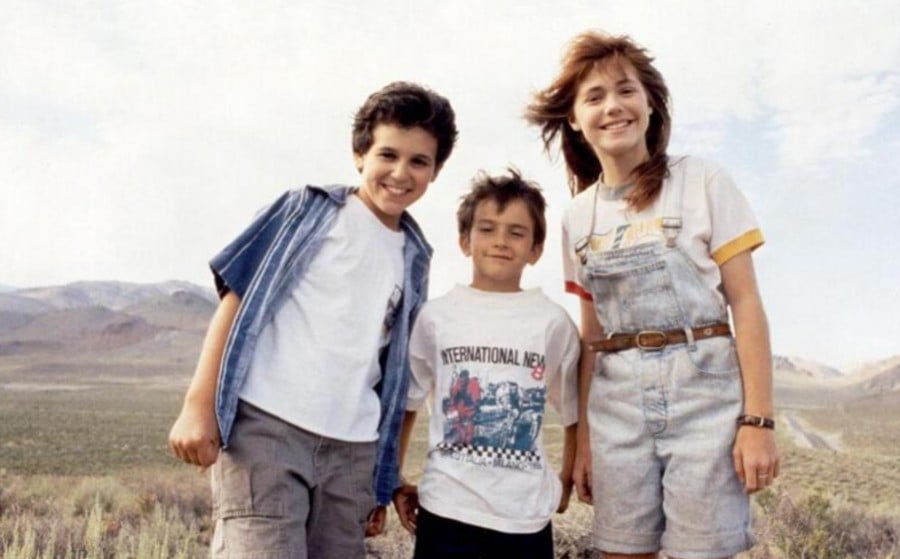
[407,285,579,533]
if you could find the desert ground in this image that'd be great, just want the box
[1,282,898,558]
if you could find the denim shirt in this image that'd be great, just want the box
[209,184,432,505]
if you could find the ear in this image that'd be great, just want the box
[568,116,581,132]
[528,243,544,265]
[459,234,472,257]
[430,162,443,182]
[353,152,364,173]
[648,105,654,115]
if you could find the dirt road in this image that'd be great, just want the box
[782,413,840,451]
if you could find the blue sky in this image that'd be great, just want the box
[2,1,899,369]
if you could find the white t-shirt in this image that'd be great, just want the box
[562,156,763,305]
[407,285,580,533]
[240,194,405,442]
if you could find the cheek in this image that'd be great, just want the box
[414,170,435,188]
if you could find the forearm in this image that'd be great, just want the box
[576,345,594,436]
[577,298,602,434]
[732,296,774,417]
[397,410,418,474]
[183,291,241,409]
[720,252,774,418]
[560,423,578,478]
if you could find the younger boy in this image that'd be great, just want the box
[168,81,457,558]
[393,169,580,558]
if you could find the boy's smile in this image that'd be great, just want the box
[354,123,438,230]
[461,199,543,293]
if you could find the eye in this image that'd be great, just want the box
[378,151,397,160]
[411,157,431,167]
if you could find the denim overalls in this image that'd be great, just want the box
[579,165,755,556]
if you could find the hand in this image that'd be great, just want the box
[365,506,387,537]
[733,425,780,493]
[573,432,593,504]
[168,401,220,470]
[557,472,574,513]
[392,481,419,535]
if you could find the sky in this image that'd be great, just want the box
[2,1,899,370]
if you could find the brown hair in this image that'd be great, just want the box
[457,168,547,248]
[352,81,458,170]
[525,31,671,211]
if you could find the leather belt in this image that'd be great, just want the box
[589,323,732,353]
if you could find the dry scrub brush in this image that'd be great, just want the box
[0,471,209,559]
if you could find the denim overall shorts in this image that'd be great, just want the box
[580,170,755,556]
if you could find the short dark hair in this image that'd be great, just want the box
[352,81,458,169]
[457,168,547,247]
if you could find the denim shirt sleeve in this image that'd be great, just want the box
[209,189,306,299]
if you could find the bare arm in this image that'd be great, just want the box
[168,291,240,468]
[392,410,420,535]
[557,423,578,512]
[573,297,603,504]
[720,252,779,493]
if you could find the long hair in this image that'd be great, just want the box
[525,31,671,211]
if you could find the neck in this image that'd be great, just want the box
[597,149,649,187]
[469,279,522,293]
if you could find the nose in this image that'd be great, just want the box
[492,231,510,248]
[603,93,623,114]
[390,160,410,182]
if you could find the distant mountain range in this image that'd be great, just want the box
[0,281,897,405]
[0,281,216,359]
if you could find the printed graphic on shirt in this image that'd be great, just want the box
[575,217,664,256]
[436,345,547,471]
[381,285,403,343]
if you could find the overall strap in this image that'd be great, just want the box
[661,156,688,247]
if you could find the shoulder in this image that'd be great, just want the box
[267,184,355,216]
[562,185,597,225]
[399,212,433,256]
[529,290,578,330]
[667,155,743,199]
[415,288,453,319]
[668,155,729,183]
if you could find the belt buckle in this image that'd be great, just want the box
[635,330,667,351]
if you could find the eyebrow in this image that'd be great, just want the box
[377,146,434,162]
[475,218,531,231]
[581,77,638,95]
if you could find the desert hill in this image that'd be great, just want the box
[0,282,217,378]
[1,281,897,406]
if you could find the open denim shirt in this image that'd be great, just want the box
[210,184,431,506]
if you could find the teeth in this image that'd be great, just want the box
[603,121,630,130]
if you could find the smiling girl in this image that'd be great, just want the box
[526,31,779,559]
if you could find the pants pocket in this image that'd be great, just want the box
[685,336,739,375]
[211,423,290,556]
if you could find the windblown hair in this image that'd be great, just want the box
[352,81,458,170]
[525,31,671,211]
[457,168,547,248]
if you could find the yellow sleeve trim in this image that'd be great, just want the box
[712,229,765,266]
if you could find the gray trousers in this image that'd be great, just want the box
[211,401,377,558]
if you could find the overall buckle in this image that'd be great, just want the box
[635,330,667,351]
